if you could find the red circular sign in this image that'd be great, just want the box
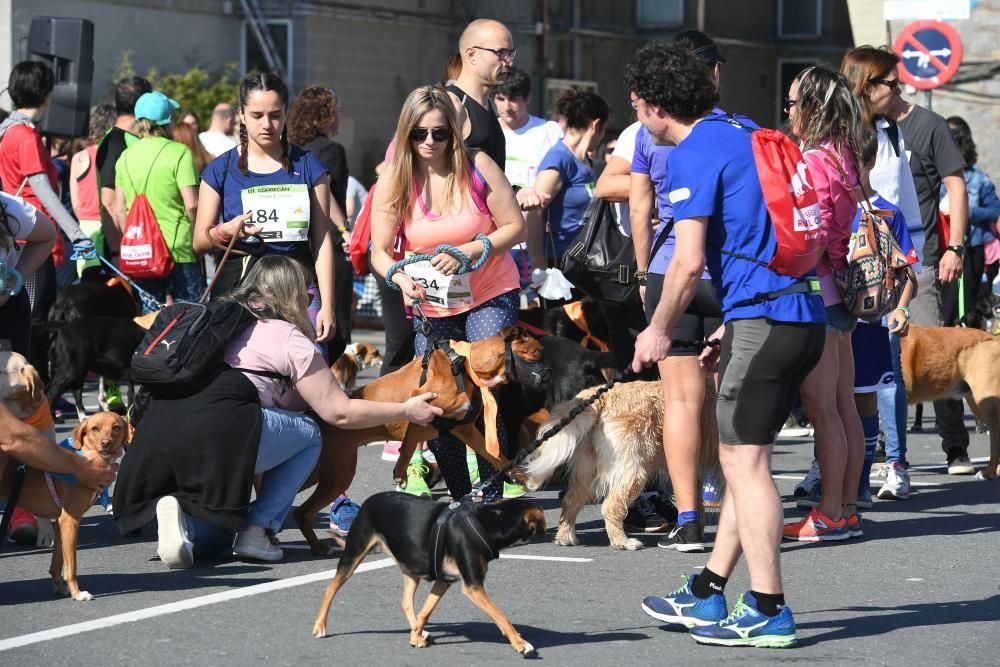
[893,20,963,90]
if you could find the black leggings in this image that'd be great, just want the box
[375,271,415,376]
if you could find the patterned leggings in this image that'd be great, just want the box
[414,290,519,502]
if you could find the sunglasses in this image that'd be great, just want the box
[409,127,450,143]
[783,96,798,113]
[472,46,517,63]
[869,77,901,92]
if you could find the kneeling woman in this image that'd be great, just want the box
[114,256,441,567]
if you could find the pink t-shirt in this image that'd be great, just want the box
[223,319,319,411]
[804,141,859,306]
[402,171,518,317]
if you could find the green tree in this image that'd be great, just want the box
[110,50,240,124]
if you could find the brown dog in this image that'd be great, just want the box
[0,411,127,600]
[518,380,720,550]
[901,325,1000,479]
[331,342,384,389]
[2,350,48,423]
[294,327,548,555]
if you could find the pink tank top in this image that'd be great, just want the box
[75,144,101,220]
[402,167,518,316]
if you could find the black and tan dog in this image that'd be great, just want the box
[311,492,546,656]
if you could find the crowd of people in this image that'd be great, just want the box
[1,16,997,650]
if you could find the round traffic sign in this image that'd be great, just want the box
[893,20,963,90]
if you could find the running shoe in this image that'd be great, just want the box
[689,592,797,648]
[647,492,679,524]
[795,487,821,510]
[8,507,38,546]
[381,441,401,461]
[156,496,194,569]
[946,451,975,476]
[503,482,528,499]
[625,496,668,533]
[857,487,873,510]
[846,512,863,538]
[657,521,706,552]
[329,496,361,536]
[466,450,480,485]
[782,508,849,542]
[779,416,814,439]
[401,461,432,498]
[702,477,721,509]
[793,459,821,498]
[877,461,911,500]
[641,574,728,628]
[104,381,126,414]
[233,526,283,562]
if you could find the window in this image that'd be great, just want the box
[637,0,683,28]
[778,0,822,39]
[241,19,292,81]
[776,59,817,129]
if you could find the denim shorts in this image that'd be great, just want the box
[825,303,858,336]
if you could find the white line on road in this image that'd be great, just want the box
[499,554,592,562]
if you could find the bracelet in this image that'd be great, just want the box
[896,305,910,312]
[336,225,348,233]
[211,225,233,244]
[635,269,649,284]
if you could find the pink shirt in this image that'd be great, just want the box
[223,319,319,411]
[402,171,518,317]
[804,141,859,305]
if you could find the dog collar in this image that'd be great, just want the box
[429,501,499,581]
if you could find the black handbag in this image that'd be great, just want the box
[560,198,639,303]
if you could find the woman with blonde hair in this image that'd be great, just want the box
[370,84,524,503]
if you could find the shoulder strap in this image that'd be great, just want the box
[649,217,676,261]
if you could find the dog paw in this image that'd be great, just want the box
[52,581,69,596]
[312,541,337,556]
[73,590,94,602]
[410,632,429,648]
[553,531,579,546]
[611,538,644,551]
[311,623,327,638]
[518,641,536,656]
[36,520,55,548]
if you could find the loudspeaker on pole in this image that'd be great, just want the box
[27,16,95,138]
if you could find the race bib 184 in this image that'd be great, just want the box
[240,184,311,242]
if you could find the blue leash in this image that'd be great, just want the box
[384,233,492,291]
[69,251,165,312]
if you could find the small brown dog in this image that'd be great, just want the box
[331,342,384,389]
[0,408,127,601]
[294,327,549,555]
[901,325,1000,479]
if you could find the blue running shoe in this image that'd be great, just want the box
[329,496,361,537]
[641,574,728,628]
[689,592,797,648]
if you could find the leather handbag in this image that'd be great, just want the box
[560,198,639,304]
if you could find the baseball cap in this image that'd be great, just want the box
[134,91,179,126]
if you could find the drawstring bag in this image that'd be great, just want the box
[119,144,174,280]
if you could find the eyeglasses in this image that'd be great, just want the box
[472,46,517,64]
[629,97,640,111]
[869,77,901,92]
[409,127,450,143]
[783,96,798,113]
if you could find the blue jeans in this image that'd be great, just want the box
[414,290,519,502]
[137,262,204,313]
[878,333,908,466]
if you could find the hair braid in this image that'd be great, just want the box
[238,122,249,175]
[280,125,290,173]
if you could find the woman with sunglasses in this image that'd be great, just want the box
[370,85,524,504]
[782,65,868,543]
[193,72,337,348]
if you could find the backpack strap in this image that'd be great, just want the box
[815,145,875,210]
[122,140,172,196]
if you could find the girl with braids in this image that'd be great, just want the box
[782,65,869,542]
[0,192,57,355]
[193,72,337,347]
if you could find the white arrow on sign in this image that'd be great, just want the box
[901,48,952,68]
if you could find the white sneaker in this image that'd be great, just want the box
[877,462,911,500]
[233,526,283,562]
[156,496,194,569]
[794,459,821,498]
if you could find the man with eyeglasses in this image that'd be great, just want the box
[447,19,514,173]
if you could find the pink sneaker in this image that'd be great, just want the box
[382,441,402,461]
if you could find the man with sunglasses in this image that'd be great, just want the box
[447,19,514,173]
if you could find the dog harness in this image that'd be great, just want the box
[429,501,499,581]
[44,438,109,511]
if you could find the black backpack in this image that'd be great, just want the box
[560,198,640,304]
[131,300,286,398]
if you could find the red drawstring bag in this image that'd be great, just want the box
[349,182,405,276]
[751,128,826,277]
[119,143,174,280]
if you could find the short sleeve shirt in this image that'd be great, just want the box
[666,112,825,324]
[96,127,137,194]
[500,115,563,188]
[201,145,329,255]
[116,137,200,264]
[0,124,59,216]
[538,141,596,258]
[0,192,38,268]
[632,126,689,275]
[222,318,319,411]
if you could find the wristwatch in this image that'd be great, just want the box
[946,244,966,258]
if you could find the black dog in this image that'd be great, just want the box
[45,317,145,422]
[311,492,546,656]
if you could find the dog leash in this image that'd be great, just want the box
[383,233,493,291]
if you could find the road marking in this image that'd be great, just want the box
[0,558,398,652]
[499,554,591,562]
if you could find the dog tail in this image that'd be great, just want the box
[518,392,601,491]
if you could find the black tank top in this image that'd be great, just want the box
[447,83,506,170]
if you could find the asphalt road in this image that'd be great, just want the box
[2,329,999,665]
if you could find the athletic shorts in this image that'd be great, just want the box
[645,275,723,357]
[825,302,858,335]
[717,318,826,445]
[852,322,894,393]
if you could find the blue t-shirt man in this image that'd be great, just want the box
[666,111,825,324]
[537,141,595,258]
[201,145,328,255]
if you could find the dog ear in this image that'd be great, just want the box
[71,418,89,450]
[501,325,525,341]
[20,364,44,403]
